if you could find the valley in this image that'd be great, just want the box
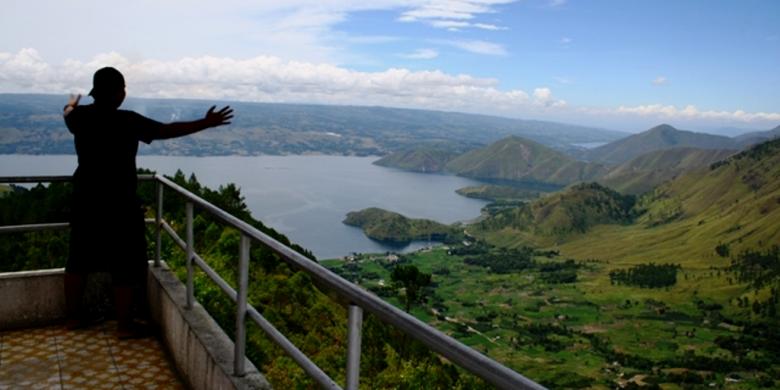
[324,138,780,388]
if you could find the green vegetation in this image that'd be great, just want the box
[445,136,607,186]
[391,264,433,312]
[324,235,779,389]
[343,207,456,244]
[463,247,535,274]
[609,263,680,288]
[454,184,541,202]
[0,182,72,272]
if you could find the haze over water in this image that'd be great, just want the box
[0,155,487,259]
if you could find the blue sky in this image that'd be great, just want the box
[1,0,778,132]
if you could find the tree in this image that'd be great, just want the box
[391,264,433,312]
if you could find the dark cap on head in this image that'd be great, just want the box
[88,67,125,97]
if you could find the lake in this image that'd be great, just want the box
[0,155,488,259]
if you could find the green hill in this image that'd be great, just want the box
[477,182,636,242]
[583,124,738,165]
[445,136,607,186]
[343,207,454,244]
[599,147,736,194]
[373,147,462,173]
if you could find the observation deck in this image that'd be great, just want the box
[0,175,546,390]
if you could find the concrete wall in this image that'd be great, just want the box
[0,269,66,329]
[147,263,271,390]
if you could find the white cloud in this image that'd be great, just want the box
[548,0,567,7]
[533,87,567,107]
[433,39,508,55]
[560,37,572,45]
[429,20,507,31]
[652,76,668,86]
[474,23,507,31]
[401,49,440,59]
[553,76,572,85]
[398,0,515,31]
[0,48,562,117]
[5,48,776,127]
[614,104,780,123]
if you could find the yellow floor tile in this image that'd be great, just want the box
[0,323,185,390]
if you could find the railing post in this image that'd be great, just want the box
[235,234,250,377]
[185,201,194,309]
[154,180,163,267]
[346,304,363,390]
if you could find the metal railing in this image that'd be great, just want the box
[0,175,545,390]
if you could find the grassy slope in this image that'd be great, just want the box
[566,141,780,264]
[445,136,607,185]
[599,147,736,195]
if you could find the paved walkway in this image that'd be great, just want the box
[0,322,185,389]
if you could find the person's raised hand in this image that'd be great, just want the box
[63,94,81,115]
[203,105,234,128]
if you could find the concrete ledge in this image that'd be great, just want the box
[147,262,271,390]
[0,268,66,329]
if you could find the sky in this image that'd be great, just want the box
[1,0,779,132]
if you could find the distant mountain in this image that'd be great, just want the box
[733,125,780,147]
[444,136,607,186]
[582,124,738,165]
[0,93,626,156]
[598,147,736,195]
[699,126,764,137]
[373,147,462,173]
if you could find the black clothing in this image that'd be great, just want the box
[64,104,162,285]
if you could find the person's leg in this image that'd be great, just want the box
[114,210,152,338]
[114,285,134,335]
[64,271,86,329]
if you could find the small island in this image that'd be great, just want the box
[455,184,541,202]
[343,207,454,244]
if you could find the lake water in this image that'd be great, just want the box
[0,155,487,259]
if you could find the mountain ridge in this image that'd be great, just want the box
[598,147,737,194]
[444,135,608,186]
[581,124,739,165]
[0,93,626,156]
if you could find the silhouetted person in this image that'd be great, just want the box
[63,67,233,338]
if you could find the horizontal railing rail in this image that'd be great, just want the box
[0,175,545,390]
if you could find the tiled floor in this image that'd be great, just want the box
[0,322,185,389]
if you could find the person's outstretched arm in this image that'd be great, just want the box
[156,105,234,140]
